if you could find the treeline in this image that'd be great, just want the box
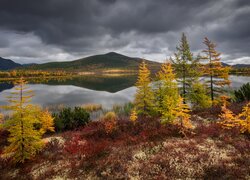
[230,67,250,75]
[0,70,71,79]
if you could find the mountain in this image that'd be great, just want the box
[222,62,250,68]
[0,57,22,70]
[26,52,161,72]
[232,64,250,68]
[221,62,230,67]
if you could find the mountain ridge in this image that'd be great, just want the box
[1,53,250,71]
[24,52,161,72]
[0,57,22,70]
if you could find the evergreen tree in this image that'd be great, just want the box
[2,77,54,163]
[202,37,231,104]
[172,33,200,104]
[134,61,154,116]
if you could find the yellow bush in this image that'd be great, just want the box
[130,109,138,124]
[218,102,250,134]
[218,103,240,129]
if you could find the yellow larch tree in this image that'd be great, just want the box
[134,61,154,116]
[156,62,180,123]
[238,103,250,134]
[202,37,231,104]
[2,77,54,163]
[174,97,193,130]
[38,109,55,134]
[218,103,241,130]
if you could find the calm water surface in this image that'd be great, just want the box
[0,75,249,110]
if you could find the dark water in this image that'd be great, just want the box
[0,75,249,109]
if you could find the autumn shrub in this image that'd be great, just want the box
[53,107,90,131]
[195,123,223,138]
[101,111,117,134]
[64,134,110,160]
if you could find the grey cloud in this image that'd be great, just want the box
[0,0,249,64]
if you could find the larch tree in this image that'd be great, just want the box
[155,62,180,123]
[174,97,193,130]
[218,102,250,134]
[172,33,201,104]
[202,37,231,104]
[134,61,154,116]
[218,103,240,130]
[2,77,54,163]
[238,103,250,134]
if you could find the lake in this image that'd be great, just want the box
[0,75,249,110]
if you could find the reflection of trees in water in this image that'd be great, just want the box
[40,75,137,93]
[0,82,14,92]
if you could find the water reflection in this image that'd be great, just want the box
[0,75,249,109]
[0,84,136,109]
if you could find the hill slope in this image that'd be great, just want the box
[27,52,161,72]
[0,57,22,70]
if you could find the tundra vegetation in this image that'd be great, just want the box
[0,35,249,179]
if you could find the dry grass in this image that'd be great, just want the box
[82,103,102,112]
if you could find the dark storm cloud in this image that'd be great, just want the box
[0,0,249,64]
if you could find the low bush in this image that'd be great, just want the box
[101,111,117,134]
[234,83,250,102]
[53,107,90,131]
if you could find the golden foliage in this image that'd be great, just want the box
[202,37,231,102]
[1,77,54,163]
[218,103,241,130]
[0,113,3,129]
[174,97,193,130]
[156,62,179,117]
[218,102,250,134]
[130,109,138,124]
[4,105,44,163]
[134,61,154,116]
[238,103,250,134]
[38,109,55,134]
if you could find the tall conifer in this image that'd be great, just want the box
[172,33,200,104]
[202,37,231,104]
[2,77,54,163]
[134,61,154,116]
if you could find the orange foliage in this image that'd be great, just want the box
[102,112,117,134]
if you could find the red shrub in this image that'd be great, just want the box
[195,123,223,138]
[64,134,110,160]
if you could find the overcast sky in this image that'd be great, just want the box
[0,0,249,64]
